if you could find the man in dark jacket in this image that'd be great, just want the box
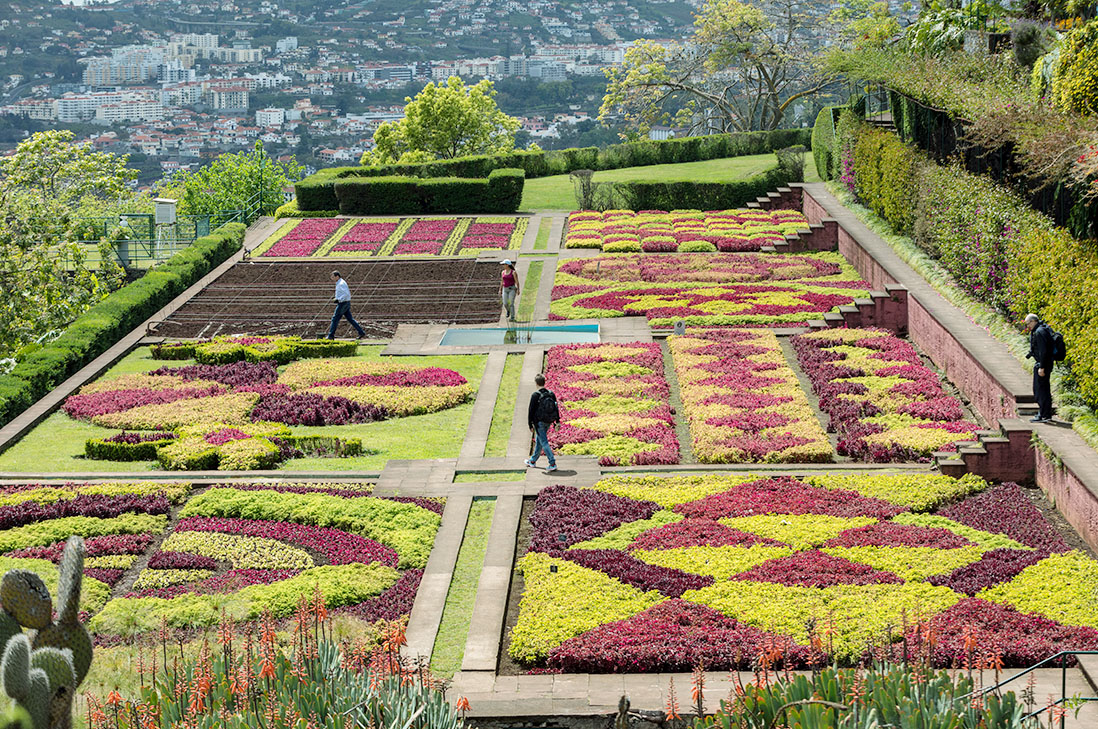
[1026,313,1055,422]
[525,373,559,472]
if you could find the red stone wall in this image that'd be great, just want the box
[1036,452,1098,553]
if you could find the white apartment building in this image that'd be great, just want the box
[94,96,165,123]
[256,107,285,127]
[0,98,57,120]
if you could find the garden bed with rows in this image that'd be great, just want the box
[565,208,810,252]
[506,473,1098,673]
[550,252,869,327]
[0,480,441,638]
[253,216,528,257]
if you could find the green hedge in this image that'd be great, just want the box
[296,129,813,212]
[812,107,843,181]
[842,119,1098,408]
[608,166,796,211]
[333,168,524,215]
[0,223,246,427]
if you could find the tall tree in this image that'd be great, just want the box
[0,129,136,204]
[362,77,521,164]
[600,0,833,135]
[174,142,303,217]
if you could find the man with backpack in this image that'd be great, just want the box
[1025,313,1065,423]
[525,373,559,473]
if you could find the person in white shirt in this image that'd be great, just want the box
[327,270,366,339]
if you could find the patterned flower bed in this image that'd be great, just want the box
[256,218,346,257]
[544,343,678,466]
[0,481,441,636]
[256,216,528,257]
[566,209,810,252]
[63,350,475,470]
[508,474,1098,671]
[792,328,980,461]
[550,252,869,327]
[669,329,831,463]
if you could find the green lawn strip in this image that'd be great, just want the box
[520,154,815,211]
[0,345,487,473]
[517,261,543,321]
[429,498,495,678]
[534,217,552,250]
[454,470,524,483]
[484,353,523,457]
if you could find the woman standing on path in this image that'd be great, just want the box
[500,259,520,321]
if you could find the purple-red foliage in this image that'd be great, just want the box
[147,551,219,570]
[151,361,279,387]
[731,550,904,588]
[250,392,387,426]
[939,482,1070,553]
[528,485,659,553]
[84,568,125,586]
[382,496,446,515]
[8,533,154,561]
[545,599,816,672]
[127,569,301,598]
[103,432,175,444]
[674,477,903,520]
[62,386,223,420]
[825,522,974,549]
[902,599,1098,668]
[0,494,170,530]
[927,548,1048,595]
[334,569,423,622]
[561,549,713,597]
[629,519,786,550]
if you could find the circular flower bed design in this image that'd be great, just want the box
[508,474,1098,672]
[63,352,474,470]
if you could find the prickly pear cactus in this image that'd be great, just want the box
[0,537,91,729]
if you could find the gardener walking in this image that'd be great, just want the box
[1025,313,1059,422]
[500,259,520,321]
[525,373,559,472]
[327,270,366,340]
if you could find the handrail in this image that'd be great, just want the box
[964,650,1098,729]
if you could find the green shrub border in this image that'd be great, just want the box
[295,129,812,211]
[0,223,246,429]
[332,168,524,215]
[607,165,797,211]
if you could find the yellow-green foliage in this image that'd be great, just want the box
[721,515,877,550]
[822,546,984,582]
[0,514,168,553]
[892,513,1029,551]
[804,473,987,512]
[980,551,1098,629]
[590,473,757,509]
[0,481,190,507]
[1052,20,1098,114]
[180,488,440,568]
[508,552,664,663]
[851,126,918,234]
[0,557,110,613]
[632,545,793,580]
[569,510,683,551]
[682,581,959,661]
[90,563,400,636]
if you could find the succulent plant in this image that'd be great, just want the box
[0,537,92,729]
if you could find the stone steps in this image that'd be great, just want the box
[933,417,1036,482]
[805,284,908,334]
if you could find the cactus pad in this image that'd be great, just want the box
[0,572,52,630]
[33,624,92,688]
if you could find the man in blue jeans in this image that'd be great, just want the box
[525,373,559,473]
[327,270,366,339]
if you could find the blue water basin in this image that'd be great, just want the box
[440,324,599,346]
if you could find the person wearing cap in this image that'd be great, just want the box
[500,259,520,321]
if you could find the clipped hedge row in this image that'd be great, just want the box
[835,118,1098,407]
[608,166,796,211]
[296,129,812,211]
[0,223,246,427]
[333,168,524,215]
[812,107,842,181]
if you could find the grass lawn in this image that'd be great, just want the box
[484,353,522,458]
[520,153,821,210]
[0,345,487,473]
[430,498,495,678]
[518,261,542,321]
[454,470,524,483]
[534,217,552,250]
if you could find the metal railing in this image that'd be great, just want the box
[965,651,1098,728]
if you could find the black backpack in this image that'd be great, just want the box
[534,389,559,424]
[1051,329,1067,362]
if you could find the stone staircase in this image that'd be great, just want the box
[805,284,909,335]
[934,418,1035,482]
[746,186,841,254]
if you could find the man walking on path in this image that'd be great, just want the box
[1026,313,1055,422]
[327,270,366,340]
[525,373,559,472]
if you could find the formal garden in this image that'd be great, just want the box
[3,1,1098,726]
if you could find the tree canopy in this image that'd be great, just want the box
[600,0,835,135]
[362,77,521,165]
[173,142,303,217]
[0,129,136,204]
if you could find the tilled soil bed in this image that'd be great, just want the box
[155,260,501,338]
